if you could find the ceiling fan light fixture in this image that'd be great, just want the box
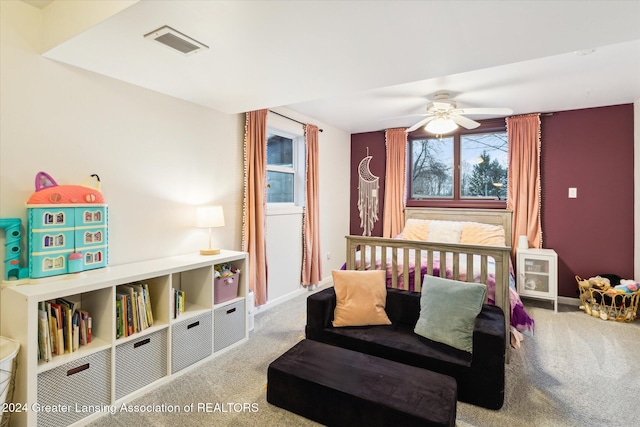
[425,117,458,134]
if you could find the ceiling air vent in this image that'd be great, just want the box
[144,26,208,56]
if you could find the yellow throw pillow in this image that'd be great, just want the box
[460,222,506,246]
[401,218,430,241]
[332,270,392,327]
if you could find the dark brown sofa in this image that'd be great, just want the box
[305,287,506,410]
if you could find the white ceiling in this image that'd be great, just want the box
[37,0,640,134]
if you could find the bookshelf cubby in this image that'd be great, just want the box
[0,250,248,427]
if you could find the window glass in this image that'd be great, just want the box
[460,132,508,199]
[267,134,294,168]
[410,137,454,198]
[267,171,294,203]
[267,132,296,204]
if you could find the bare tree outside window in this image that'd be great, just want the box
[409,130,508,202]
[411,137,453,198]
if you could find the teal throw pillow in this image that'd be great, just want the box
[413,276,487,353]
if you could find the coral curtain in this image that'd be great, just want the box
[506,113,542,258]
[242,109,269,306]
[302,124,322,286]
[382,128,407,238]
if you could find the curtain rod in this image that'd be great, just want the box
[269,110,324,132]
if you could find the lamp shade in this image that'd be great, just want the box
[425,117,459,134]
[196,205,225,228]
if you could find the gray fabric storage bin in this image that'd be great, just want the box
[115,329,167,400]
[172,311,212,373]
[37,349,111,426]
[214,299,245,352]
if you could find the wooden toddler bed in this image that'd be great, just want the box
[345,208,532,359]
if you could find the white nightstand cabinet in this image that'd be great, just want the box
[0,251,248,427]
[516,248,558,312]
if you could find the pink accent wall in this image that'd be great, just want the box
[541,104,634,297]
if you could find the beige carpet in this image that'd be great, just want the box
[89,290,640,427]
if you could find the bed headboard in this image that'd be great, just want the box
[404,207,513,247]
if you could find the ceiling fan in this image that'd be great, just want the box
[405,92,513,134]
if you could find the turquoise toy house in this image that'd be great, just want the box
[26,172,108,279]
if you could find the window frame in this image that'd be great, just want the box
[266,127,305,207]
[406,118,508,209]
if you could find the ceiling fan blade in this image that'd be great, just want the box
[455,107,513,116]
[406,116,435,133]
[380,113,429,121]
[450,114,481,129]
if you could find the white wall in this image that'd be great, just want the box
[0,1,243,273]
[0,1,350,297]
[266,207,304,301]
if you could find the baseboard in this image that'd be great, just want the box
[253,276,333,315]
[557,296,581,307]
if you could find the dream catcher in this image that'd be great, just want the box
[357,148,379,236]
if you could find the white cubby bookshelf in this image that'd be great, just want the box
[0,250,248,427]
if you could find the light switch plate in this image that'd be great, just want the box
[568,187,577,198]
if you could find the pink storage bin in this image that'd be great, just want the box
[214,273,239,304]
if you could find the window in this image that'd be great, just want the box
[408,120,508,208]
[266,129,304,205]
[460,133,508,199]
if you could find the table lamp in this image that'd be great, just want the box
[196,205,225,255]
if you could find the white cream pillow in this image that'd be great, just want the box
[426,220,462,243]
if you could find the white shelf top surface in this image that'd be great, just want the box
[3,250,246,300]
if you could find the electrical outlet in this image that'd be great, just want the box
[568,188,577,198]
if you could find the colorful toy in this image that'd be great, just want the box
[26,172,108,279]
[1,172,109,283]
[214,262,238,278]
[614,280,640,294]
[0,218,29,281]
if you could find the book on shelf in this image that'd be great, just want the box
[170,288,175,319]
[171,288,185,319]
[64,306,72,353]
[37,299,91,362]
[118,285,139,334]
[37,308,52,362]
[116,292,132,337]
[55,297,80,354]
[46,303,58,356]
[131,282,154,328]
[115,299,122,339]
[49,303,65,356]
[143,283,154,325]
[78,309,91,345]
[131,283,149,330]
[115,282,154,338]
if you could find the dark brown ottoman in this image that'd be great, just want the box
[267,339,457,427]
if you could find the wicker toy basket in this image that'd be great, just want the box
[576,276,639,322]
